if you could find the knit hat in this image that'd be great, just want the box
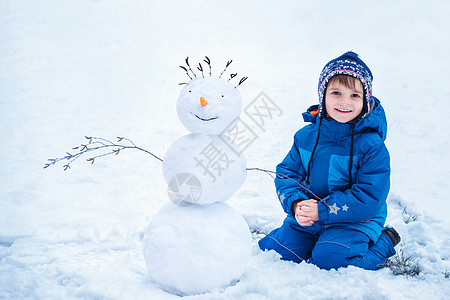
[317,51,374,120]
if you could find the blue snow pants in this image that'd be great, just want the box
[258,220,396,270]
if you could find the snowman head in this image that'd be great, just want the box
[177,57,247,135]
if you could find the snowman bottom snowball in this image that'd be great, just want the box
[143,202,252,296]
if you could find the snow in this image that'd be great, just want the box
[1,0,450,299]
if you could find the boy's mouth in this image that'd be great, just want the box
[335,108,352,113]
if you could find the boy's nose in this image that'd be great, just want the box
[340,97,351,104]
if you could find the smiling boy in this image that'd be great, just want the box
[259,52,400,270]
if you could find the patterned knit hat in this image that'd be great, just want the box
[317,51,374,120]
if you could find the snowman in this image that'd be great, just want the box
[143,57,252,295]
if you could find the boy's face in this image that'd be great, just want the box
[325,79,364,123]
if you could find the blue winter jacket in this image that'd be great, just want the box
[276,98,390,242]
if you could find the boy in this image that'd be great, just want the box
[258,51,400,270]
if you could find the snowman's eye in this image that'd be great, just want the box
[221,95,224,98]
[189,90,192,93]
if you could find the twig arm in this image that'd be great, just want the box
[44,136,163,170]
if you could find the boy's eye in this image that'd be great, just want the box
[331,91,340,95]
[352,94,362,98]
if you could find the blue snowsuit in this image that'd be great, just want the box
[258,98,396,270]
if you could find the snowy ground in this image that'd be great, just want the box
[1,0,449,299]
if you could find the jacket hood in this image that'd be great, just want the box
[302,97,387,142]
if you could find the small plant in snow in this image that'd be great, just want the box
[401,207,418,224]
[250,228,268,236]
[384,246,421,276]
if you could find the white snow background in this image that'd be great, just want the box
[1,0,449,299]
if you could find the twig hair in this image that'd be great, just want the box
[219,60,233,78]
[197,63,204,78]
[203,56,212,76]
[179,56,248,88]
[185,57,197,78]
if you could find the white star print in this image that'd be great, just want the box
[279,194,286,204]
[342,204,349,211]
[330,203,340,215]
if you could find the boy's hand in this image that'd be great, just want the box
[294,200,319,227]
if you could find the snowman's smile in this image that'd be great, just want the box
[192,113,218,122]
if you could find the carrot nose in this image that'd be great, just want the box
[200,97,208,107]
